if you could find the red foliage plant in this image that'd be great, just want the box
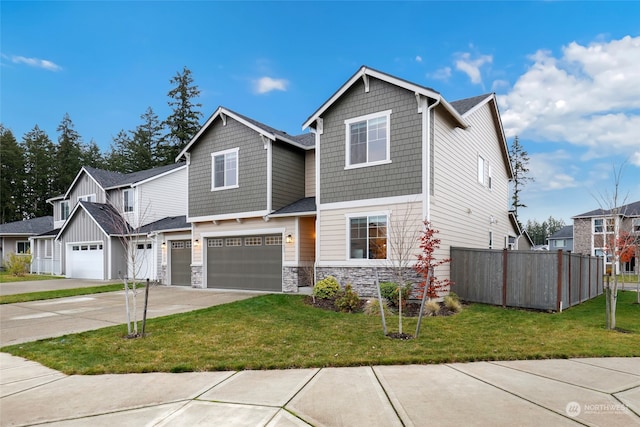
[413,220,452,299]
[617,232,637,264]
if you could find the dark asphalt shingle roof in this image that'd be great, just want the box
[139,216,190,233]
[574,200,640,218]
[80,202,132,235]
[0,216,54,235]
[450,94,492,115]
[271,197,316,216]
[82,162,186,190]
[548,225,573,240]
[36,228,61,237]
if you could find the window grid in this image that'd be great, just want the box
[349,215,387,260]
[346,111,390,167]
[265,236,282,246]
[208,238,223,248]
[225,238,242,247]
[245,237,263,246]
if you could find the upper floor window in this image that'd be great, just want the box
[123,189,134,212]
[633,218,640,233]
[17,241,30,254]
[60,201,70,220]
[477,156,486,185]
[78,194,96,202]
[344,110,391,168]
[349,214,387,260]
[211,148,238,191]
[593,218,614,233]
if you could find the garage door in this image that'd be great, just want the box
[67,243,104,280]
[206,234,282,291]
[170,240,191,286]
[128,242,154,281]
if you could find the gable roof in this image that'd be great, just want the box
[302,65,468,130]
[549,225,573,240]
[450,93,493,115]
[177,107,313,161]
[573,200,640,218]
[64,163,186,199]
[0,216,54,236]
[56,201,131,240]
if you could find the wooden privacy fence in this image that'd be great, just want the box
[450,248,604,312]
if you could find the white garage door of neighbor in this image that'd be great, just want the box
[128,242,154,281]
[67,243,104,280]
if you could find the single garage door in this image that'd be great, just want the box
[128,242,154,281]
[170,240,191,286]
[206,234,282,291]
[67,243,104,279]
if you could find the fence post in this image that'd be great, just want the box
[587,256,590,300]
[566,251,571,307]
[502,249,508,308]
[557,249,563,312]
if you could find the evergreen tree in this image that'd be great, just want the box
[105,130,132,173]
[525,216,566,246]
[54,113,83,195]
[161,66,202,164]
[22,125,55,218]
[82,139,105,169]
[509,136,534,221]
[0,125,26,222]
[129,107,164,170]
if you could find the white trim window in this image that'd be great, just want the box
[123,189,134,213]
[211,148,239,191]
[633,218,640,233]
[17,241,30,254]
[477,155,486,185]
[344,110,391,168]
[593,218,614,233]
[60,201,70,220]
[348,214,388,260]
[78,194,96,202]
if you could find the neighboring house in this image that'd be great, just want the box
[572,200,640,274]
[178,66,521,294]
[0,216,53,268]
[31,163,188,281]
[547,225,573,252]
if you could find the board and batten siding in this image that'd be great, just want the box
[68,174,106,209]
[109,236,127,280]
[188,117,268,217]
[305,150,316,197]
[58,210,108,279]
[272,143,305,211]
[318,200,422,264]
[429,101,513,279]
[318,77,422,204]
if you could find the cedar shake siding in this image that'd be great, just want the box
[272,142,306,211]
[188,116,268,217]
[319,77,422,204]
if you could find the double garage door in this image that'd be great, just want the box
[206,234,282,291]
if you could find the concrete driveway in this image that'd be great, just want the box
[0,278,122,296]
[0,285,260,346]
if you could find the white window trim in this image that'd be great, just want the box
[211,147,239,191]
[593,217,615,234]
[123,189,134,213]
[78,194,96,202]
[16,241,30,254]
[477,155,486,185]
[345,211,389,262]
[344,110,392,170]
[488,163,492,190]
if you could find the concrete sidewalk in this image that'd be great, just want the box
[0,354,638,426]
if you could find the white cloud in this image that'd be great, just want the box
[11,55,61,71]
[415,55,423,63]
[528,150,579,191]
[631,151,640,167]
[429,67,451,81]
[499,36,640,159]
[454,52,492,85]
[254,76,288,94]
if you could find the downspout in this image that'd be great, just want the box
[421,96,440,222]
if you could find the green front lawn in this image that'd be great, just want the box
[2,291,638,375]
[0,271,63,283]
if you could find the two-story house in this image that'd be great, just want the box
[31,163,188,281]
[179,66,520,295]
[572,200,640,275]
[547,225,574,252]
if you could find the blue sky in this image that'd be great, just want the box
[2,1,639,226]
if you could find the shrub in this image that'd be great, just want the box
[313,276,341,299]
[335,284,361,313]
[379,281,412,307]
[424,299,440,316]
[363,298,392,317]
[5,252,31,277]
[444,295,462,313]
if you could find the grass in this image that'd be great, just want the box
[0,284,129,304]
[2,290,638,375]
[0,271,64,283]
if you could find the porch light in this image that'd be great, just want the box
[286,234,293,244]
[161,241,166,248]
[194,239,200,246]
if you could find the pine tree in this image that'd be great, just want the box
[509,136,534,220]
[161,66,202,164]
[105,130,132,173]
[129,107,164,170]
[82,139,105,169]
[22,125,55,218]
[54,113,83,195]
[0,125,26,222]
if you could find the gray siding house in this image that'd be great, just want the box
[547,225,574,252]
